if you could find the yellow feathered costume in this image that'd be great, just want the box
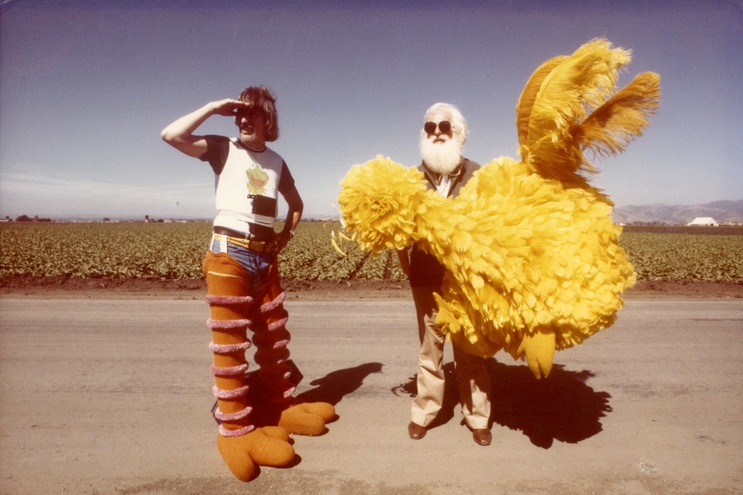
[338,39,660,379]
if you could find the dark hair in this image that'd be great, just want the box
[238,86,279,141]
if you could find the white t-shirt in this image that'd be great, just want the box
[202,136,294,234]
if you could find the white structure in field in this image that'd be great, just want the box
[687,217,719,226]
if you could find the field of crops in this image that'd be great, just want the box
[1,221,741,282]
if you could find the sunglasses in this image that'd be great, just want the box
[424,121,452,135]
[234,108,262,120]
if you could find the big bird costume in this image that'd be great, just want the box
[338,39,660,379]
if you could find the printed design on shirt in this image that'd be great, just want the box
[246,165,270,195]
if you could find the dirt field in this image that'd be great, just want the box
[0,279,741,494]
[2,276,742,301]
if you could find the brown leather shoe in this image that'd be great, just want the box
[472,429,492,446]
[408,421,426,440]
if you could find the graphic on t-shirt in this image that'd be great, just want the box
[246,166,269,195]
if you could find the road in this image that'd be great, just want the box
[0,294,741,494]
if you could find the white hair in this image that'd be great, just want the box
[421,102,468,143]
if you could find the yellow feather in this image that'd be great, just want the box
[575,71,661,159]
[516,55,566,151]
[339,231,356,242]
[523,38,631,179]
[331,237,347,257]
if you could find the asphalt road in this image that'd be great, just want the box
[0,295,741,495]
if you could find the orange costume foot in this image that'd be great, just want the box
[216,427,294,482]
[279,402,337,436]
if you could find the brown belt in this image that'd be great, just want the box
[212,228,275,253]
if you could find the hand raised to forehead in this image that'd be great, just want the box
[212,99,250,117]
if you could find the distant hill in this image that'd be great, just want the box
[612,199,743,225]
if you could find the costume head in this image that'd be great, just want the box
[420,102,468,175]
[238,86,279,142]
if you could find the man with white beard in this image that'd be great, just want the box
[397,103,493,446]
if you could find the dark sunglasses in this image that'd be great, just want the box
[234,108,262,119]
[424,121,452,135]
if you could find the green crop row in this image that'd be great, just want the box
[618,231,743,282]
[0,222,741,282]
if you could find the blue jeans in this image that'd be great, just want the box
[209,234,274,293]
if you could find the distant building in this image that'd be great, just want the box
[687,217,719,226]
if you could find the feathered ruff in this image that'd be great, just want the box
[338,155,439,252]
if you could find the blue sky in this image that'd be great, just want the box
[1,0,741,220]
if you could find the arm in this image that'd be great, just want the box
[275,185,304,253]
[160,99,248,158]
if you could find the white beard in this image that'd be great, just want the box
[419,135,463,175]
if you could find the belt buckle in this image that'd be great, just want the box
[250,239,272,253]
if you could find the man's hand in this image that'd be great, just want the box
[211,99,250,117]
[274,230,293,254]
[162,98,249,158]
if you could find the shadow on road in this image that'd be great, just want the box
[295,362,384,405]
[294,358,611,449]
[389,360,612,449]
[488,360,612,449]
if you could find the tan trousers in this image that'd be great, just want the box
[410,285,492,430]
